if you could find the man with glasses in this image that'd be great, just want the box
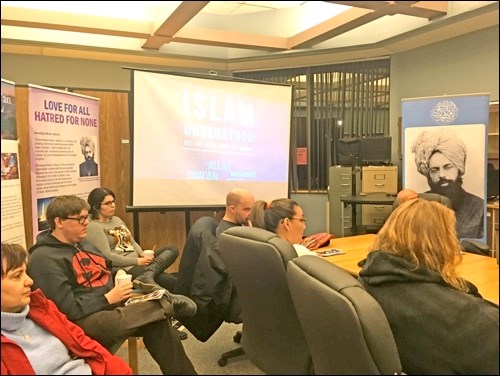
[27,195,197,375]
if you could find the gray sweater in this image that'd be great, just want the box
[86,216,143,269]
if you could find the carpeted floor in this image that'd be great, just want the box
[116,322,265,375]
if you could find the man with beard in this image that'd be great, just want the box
[411,127,484,238]
[79,137,99,177]
[215,187,255,237]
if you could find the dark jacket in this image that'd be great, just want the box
[175,217,240,341]
[358,250,499,375]
[28,230,115,321]
[1,289,132,375]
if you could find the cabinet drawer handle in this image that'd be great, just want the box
[374,183,385,187]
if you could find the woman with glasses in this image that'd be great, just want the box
[86,188,178,296]
[250,198,317,257]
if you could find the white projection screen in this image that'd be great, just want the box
[131,70,293,207]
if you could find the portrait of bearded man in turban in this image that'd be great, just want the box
[411,127,484,239]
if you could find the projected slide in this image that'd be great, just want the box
[132,71,292,206]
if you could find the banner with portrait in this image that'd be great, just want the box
[402,93,489,241]
[28,85,100,242]
[1,78,26,248]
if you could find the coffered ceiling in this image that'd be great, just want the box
[1,1,498,71]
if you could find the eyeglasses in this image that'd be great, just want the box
[101,200,116,206]
[63,215,90,225]
[291,217,307,223]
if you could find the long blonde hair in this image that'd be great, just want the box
[371,198,466,291]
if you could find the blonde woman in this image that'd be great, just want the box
[358,198,498,375]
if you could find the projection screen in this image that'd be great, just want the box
[131,70,292,207]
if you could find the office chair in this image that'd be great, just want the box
[218,226,314,374]
[174,216,244,364]
[287,255,403,375]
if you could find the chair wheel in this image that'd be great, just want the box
[233,332,242,343]
[218,357,228,367]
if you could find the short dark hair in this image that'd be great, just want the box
[87,187,116,219]
[46,195,89,229]
[1,243,28,277]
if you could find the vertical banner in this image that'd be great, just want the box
[402,93,489,241]
[28,85,100,241]
[1,78,26,248]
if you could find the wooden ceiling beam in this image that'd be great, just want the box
[142,1,209,50]
[173,27,288,51]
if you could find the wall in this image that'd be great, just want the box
[390,25,499,186]
[2,26,499,238]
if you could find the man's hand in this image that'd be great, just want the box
[105,281,133,304]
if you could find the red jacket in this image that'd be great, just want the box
[1,289,132,375]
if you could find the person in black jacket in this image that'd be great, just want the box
[215,188,255,237]
[27,195,197,375]
[358,198,498,375]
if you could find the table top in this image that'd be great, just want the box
[340,193,396,205]
[317,234,499,304]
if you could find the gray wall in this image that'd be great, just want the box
[390,25,499,183]
[2,26,498,234]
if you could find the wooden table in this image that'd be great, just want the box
[317,234,499,304]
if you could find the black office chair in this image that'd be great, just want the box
[219,226,314,374]
[287,255,403,375]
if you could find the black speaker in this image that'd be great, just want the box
[360,137,392,165]
[336,137,361,167]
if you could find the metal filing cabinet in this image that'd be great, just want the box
[328,166,361,237]
[361,166,398,228]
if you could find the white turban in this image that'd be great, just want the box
[411,128,467,176]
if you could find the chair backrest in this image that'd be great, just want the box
[417,192,452,208]
[174,216,235,341]
[219,226,314,375]
[287,255,403,375]
[392,191,452,210]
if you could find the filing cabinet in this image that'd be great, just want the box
[362,166,398,194]
[361,166,398,228]
[328,166,360,237]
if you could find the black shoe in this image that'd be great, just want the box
[164,292,197,318]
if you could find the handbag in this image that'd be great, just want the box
[300,232,334,250]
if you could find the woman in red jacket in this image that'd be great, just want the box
[1,243,132,375]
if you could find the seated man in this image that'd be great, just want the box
[216,188,255,237]
[27,195,197,375]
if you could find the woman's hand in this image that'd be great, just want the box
[137,257,152,266]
